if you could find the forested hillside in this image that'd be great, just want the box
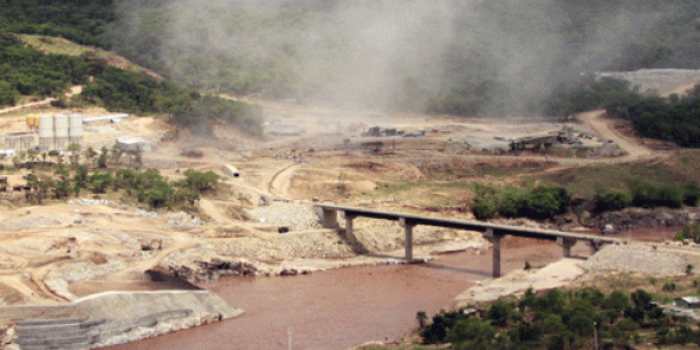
[0,0,113,46]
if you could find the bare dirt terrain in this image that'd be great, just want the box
[0,83,667,307]
[0,76,692,349]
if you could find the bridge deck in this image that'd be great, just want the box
[317,204,620,244]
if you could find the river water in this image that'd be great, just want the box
[107,240,566,350]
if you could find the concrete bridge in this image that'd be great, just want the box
[316,204,622,278]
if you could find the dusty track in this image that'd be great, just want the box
[0,86,82,115]
[268,163,301,198]
[577,110,656,162]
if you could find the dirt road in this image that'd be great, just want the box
[0,85,82,115]
[268,163,301,198]
[577,110,655,162]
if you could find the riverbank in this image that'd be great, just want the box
[106,239,576,350]
[0,290,242,349]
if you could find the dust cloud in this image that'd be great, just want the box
[109,0,667,115]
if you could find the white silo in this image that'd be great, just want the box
[54,114,69,150]
[39,114,55,150]
[68,114,83,145]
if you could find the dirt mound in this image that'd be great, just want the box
[584,244,688,276]
[148,254,258,286]
[245,201,321,231]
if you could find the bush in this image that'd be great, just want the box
[471,185,499,220]
[522,186,570,220]
[683,184,700,206]
[675,224,700,243]
[631,182,684,209]
[181,169,219,193]
[419,288,684,349]
[607,85,700,148]
[0,81,18,106]
[594,190,632,213]
[471,184,570,221]
[88,172,112,194]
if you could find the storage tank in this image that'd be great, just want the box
[26,115,39,130]
[39,115,55,150]
[68,114,83,145]
[54,114,69,150]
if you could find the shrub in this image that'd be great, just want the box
[631,182,684,209]
[0,81,18,106]
[675,224,700,243]
[594,190,632,213]
[522,186,570,220]
[471,185,499,220]
[683,184,700,206]
[471,185,570,221]
[182,170,219,193]
[88,172,113,194]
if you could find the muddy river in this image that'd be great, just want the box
[108,240,571,350]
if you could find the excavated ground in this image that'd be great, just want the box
[1,75,698,349]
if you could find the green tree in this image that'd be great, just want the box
[448,318,497,350]
[88,172,113,194]
[0,81,18,106]
[182,169,219,193]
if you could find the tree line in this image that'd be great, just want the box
[16,144,220,210]
[472,181,700,221]
[419,287,696,349]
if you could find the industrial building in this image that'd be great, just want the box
[0,133,36,153]
[1,114,84,153]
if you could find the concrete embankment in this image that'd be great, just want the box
[0,290,242,350]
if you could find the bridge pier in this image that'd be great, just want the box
[341,212,367,254]
[588,240,602,254]
[320,208,339,229]
[400,218,415,261]
[484,229,504,278]
[557,237,577,258]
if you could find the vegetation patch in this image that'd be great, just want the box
[419,288,698,349]
[471,184,570,221]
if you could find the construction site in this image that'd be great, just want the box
[0,68,698,350]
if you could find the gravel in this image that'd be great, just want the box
[0,216,64,231]
[69,198,113,206]
[166,212,202,229]
[245,201,321,231]
[585,244,689,276]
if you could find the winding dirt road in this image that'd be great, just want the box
[0,86,83,115]
[268,163,301,198]
[577,110,656,162]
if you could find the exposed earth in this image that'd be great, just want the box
[1,70,700,349]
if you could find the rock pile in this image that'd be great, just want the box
[585,244,689,276]
[593,208,699,233]
[166,212,202,229]
[69,198,113,206]
[148,254,258,286]
[246,201,321,231]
